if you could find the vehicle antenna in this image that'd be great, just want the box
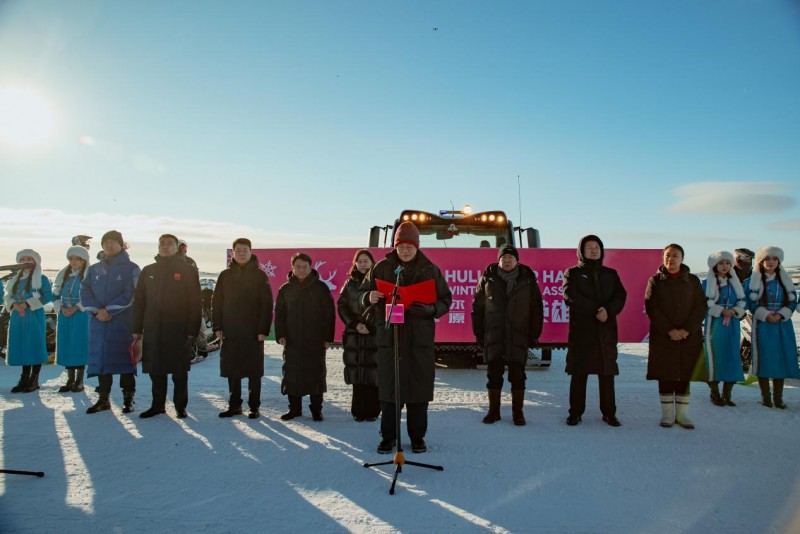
[517,174,523,228]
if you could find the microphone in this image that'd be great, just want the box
[394,265,405,276]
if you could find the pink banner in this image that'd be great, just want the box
[235,248,662,345]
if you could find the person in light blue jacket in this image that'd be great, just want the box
[4,249,53,393]
[81,230,140,414]
[53,245,91,393]
[701,251,746,407]
[743,245,798,409]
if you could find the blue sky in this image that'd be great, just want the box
[1,0,798,273]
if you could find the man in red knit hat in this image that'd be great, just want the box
[360,221,452,454]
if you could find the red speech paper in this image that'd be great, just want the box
[375,278,437,305]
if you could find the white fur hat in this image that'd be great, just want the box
[755,245,784,267]
[66,245,90,264]
[705,251,745,303]
[707,250,734,270]
[12,249,43,291]
[749,245,795,303]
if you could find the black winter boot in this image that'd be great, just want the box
[722,382,736,406]
[11,367,31,393]
[59,368,76,393]
[122,390,135,414]
[86,393,111,414]
[280,395,303,421]
[708,382,724,406]
[773,379,786,409]
[758,378,773,408]
[72,367,85,392]
[511,389,526,426]
[22,365,41,393]
[483,389,502,424]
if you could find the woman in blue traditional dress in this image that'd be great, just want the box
[743,246,798,408]
[3,249,53,393]
[702,251,746,406]
[53,245,91,392]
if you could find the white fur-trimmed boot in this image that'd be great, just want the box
[660,394,675,428]
[675,394,695,429]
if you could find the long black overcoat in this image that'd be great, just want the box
[645,264,706,381]
[212,256,273,379]
[275,270,335,396]
[471,264,544,365]
[132,255,201,375]
[337,270,378,386]
[359,249,452,404]
[563,262,627,375]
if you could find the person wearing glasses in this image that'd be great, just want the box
[360,221,453,454]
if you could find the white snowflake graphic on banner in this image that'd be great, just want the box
[260,260,277,278]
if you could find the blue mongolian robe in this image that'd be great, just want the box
[53,268,90,368]
[744,274,799,379]
[3,273,53,366]
[702,276,745,382]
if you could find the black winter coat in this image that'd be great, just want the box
[645,264,706,381]
[275,270,335,396]
[471,264,544,365]
[212,256,273,379]
[359,250,452,404]
[337,270,378,386]
[132,255,201,375]
[563,261,627,375]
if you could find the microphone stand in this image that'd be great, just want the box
[364,266,443,495]
[0,264,45,478]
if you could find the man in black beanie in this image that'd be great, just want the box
[472,243,543,426]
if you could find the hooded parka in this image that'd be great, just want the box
[563,236,627,376]
[471,263,543,365]
[212,256,273,379]
[645,264,707,381]
[359,249,453,404]
[275,269,335,396]
[132,254,202,375]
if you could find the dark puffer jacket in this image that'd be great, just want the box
[337,269,378,386]
[562,237,627,375]
[471,263,544,365]
[212,256,273,379]
[132,254,201,375]
[645,264,707,381]
[275,270,335,396]
[359,249,452,404]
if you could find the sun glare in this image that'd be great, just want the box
[0,85,56,148]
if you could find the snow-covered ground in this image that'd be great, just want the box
[2,336,800,533]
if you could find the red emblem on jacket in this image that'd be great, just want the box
[174,273,181,280]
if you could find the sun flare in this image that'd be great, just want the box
[0,85,56,148]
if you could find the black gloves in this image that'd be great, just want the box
[408,303,436,318]
[185,336,196,359]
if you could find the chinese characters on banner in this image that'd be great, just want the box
[238,248,661,345]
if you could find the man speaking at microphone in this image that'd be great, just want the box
[360,221,452,454]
